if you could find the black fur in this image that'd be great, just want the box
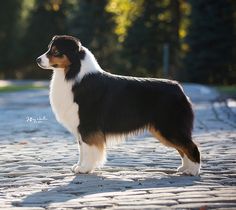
[72,72,194,148]
[50,35,85,80]
[49,35,200,165]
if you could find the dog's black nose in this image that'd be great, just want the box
[36,57,41,63]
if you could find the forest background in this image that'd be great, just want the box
[0,0,235,85]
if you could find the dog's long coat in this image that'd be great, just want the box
[37,35,201,175]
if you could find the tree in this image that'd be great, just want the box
[231,0,236,84]
[22,0,68,64]
[122,0,182,78]
[169,0,181,78]
[106,0,143,43]
[0,0,22,77]
[69,0,118,71]
[184,0,234,84]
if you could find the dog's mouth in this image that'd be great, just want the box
[36,55,52,69]
[36,61,50,69]
[36,49,70,70]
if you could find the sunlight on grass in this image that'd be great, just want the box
[0,85,46,93]
[216,86,236,96]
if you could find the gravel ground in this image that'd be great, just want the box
[0,83,235,209]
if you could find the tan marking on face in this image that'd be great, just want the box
[48,46,71,70]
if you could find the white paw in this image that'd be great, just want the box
[71,164,93,174]
[71,164,80,172]
[177,165,188,172]
[178,155,189,172]
[182,163,200,176]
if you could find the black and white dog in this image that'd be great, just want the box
[36,35,200,176]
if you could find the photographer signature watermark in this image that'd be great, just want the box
[26,116,48,124]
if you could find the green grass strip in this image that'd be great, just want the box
[216,85,236,96]
[0,85,46,93]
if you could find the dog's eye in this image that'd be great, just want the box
[52,50,63,57]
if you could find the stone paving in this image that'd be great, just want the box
[0,84,236,209]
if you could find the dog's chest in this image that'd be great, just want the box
[49,71,79,136]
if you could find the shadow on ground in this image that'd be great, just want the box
[14,173,201,208]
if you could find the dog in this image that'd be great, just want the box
[36,35,200,176]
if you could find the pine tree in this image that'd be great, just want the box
[184,0,234,84]
[122,0,160,76]
[0,0,22,76]
[231,0,236,84]
[69,0,118,70]
[22,0,67,63]
[122,0,181,78]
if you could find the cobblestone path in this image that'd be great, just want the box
[0,85,236,209]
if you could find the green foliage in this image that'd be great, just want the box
[0,0,235,84]
[106,0,143,42]
[0,84,46,93]
[9,0,69,79]
[22,0,68,62]
[69,0,118,70]
[217,85,236,96]
[0,0,22,75]
[121,0,181,77]
[184,0,234,84]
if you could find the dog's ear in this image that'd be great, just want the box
[52,35,58,41]
[71,36,82,52]
[69,38,85,60]
[52,35,59,40]
[48,35,59,48]
[65,39,85,80]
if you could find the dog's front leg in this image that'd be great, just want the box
[73,138,83,167]
[71,133,106,174]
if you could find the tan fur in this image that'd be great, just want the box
[177,149,184,158]
[83,131,106,151]
[105,127,148,147]
[180,142,199,163]
[149,126,198,163]
[149,126,176,148]
[48,46,71,71]
[149,126,186,159]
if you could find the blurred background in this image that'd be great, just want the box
[0,0,235,85]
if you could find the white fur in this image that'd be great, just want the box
[47,47,105,174]
[50,70,79,136]
[37,52,50,69]
[178,155,200,176]
[76,47,104,82]
[77,139,83,166]
[183,161,200,176]
[177,155,189,172]
[41,44,201,176]
[71,141,106,173]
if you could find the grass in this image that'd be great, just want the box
[216,85,236,97]
[0,85,46,93]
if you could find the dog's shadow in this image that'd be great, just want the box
[14,170,201,208]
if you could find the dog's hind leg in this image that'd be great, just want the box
[177,141,200,176]
[72,132,106,174]
[149,127,200,176]
[176,149,190,173]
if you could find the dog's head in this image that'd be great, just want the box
[36,35,85,80]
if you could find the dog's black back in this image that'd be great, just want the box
[73,71,194,144]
